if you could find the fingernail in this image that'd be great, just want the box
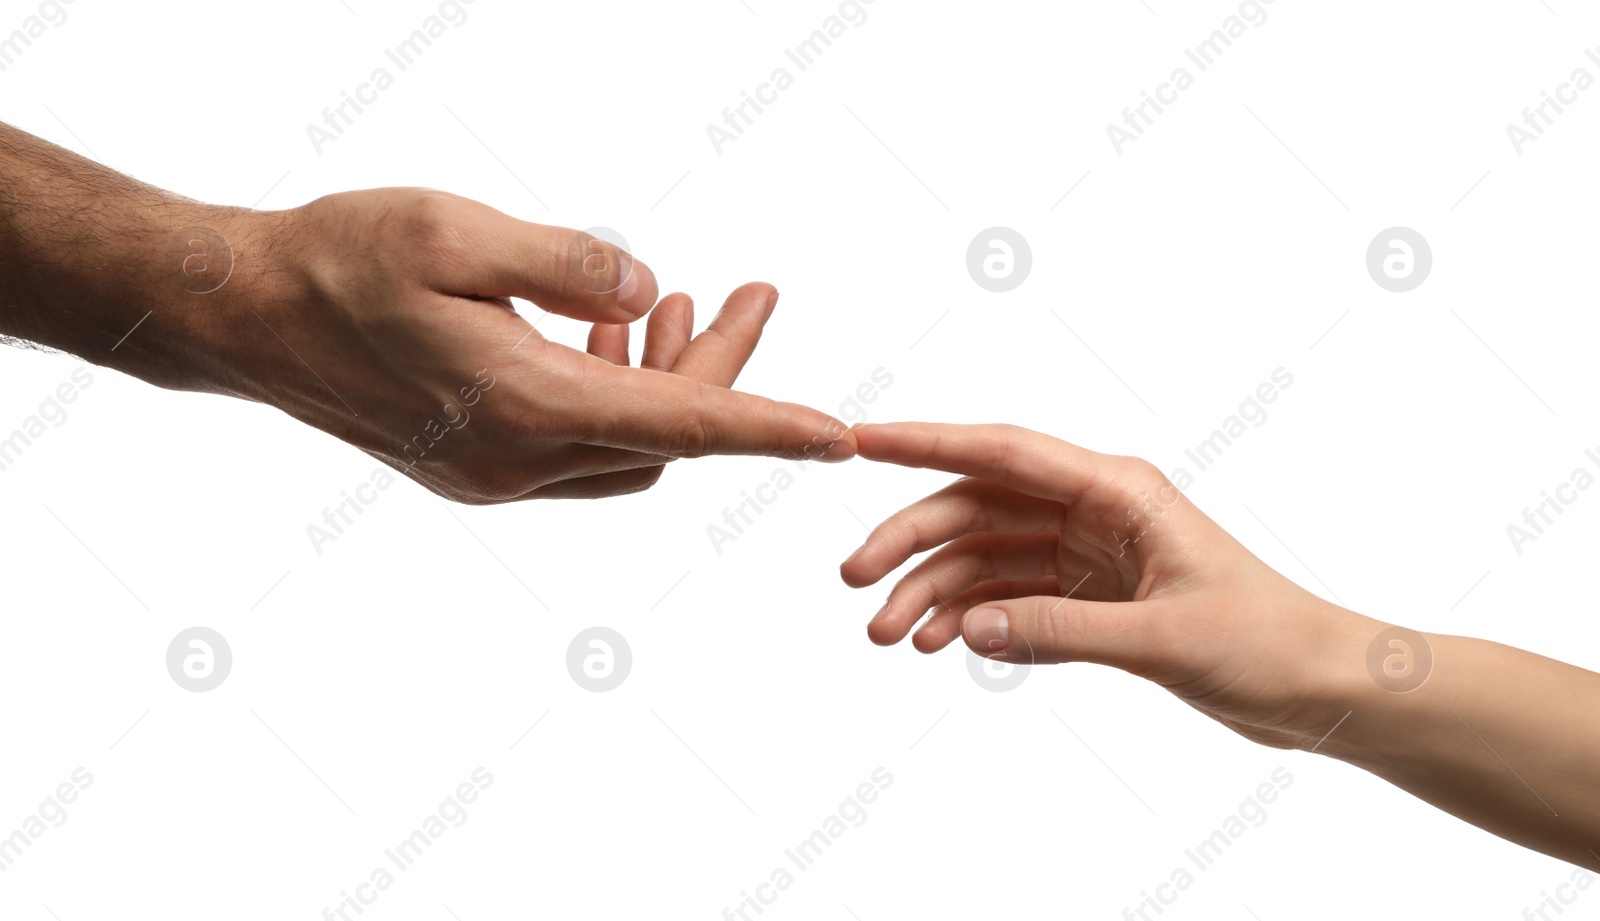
[617,272,649,317]
[870,603,889,624]
[616,256,654,318]
[966,607,1009,653]
[763,288,779,318]
[843,545,864,566]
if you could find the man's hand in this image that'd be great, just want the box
[194,189,854,502]
[0,121,855,503]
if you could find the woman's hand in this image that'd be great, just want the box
[840,422,1374,750]
[842,422,1600,869]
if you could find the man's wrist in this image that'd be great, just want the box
[32,200,300,400]
[126,203,303,399]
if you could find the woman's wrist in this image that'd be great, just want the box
[1272,603,1412,758]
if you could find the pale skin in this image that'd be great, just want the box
[0,121,856,501]
[842,422,1600,870]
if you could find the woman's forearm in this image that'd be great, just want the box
[1319,628,1600,868]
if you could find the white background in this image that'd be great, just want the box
[3,0,1600,918]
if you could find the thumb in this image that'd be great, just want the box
[445,215,660,323]
[961,596,1172,674]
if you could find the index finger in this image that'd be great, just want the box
[852,422,1116,503]
[572,362,858,462]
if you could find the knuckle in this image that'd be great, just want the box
[1031,600,1071,652]
[989,424,1021,467]
[989,422,1029,452]
[1129,455,1163,480]
[1116,455,1168,491]
[665,411,714,459]
[399,191,476,262]
[875,515,920,558]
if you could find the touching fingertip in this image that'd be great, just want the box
[846,423,883,456]
[817,440,856,463]
[815,425,859,463]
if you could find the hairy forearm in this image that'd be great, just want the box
[0,121,280,394]
[1318,626,1600,868]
